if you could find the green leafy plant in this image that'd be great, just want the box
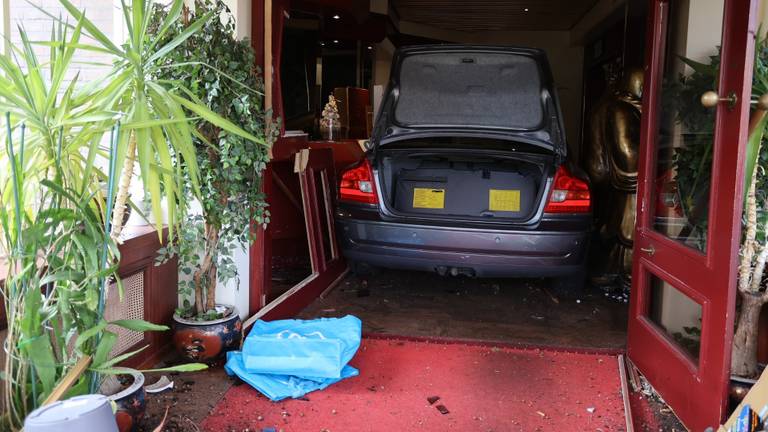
[729,33,768,378]
[733,125,768,378]
[52,0,264,241]
[0,119,203,430]
[0,18,119,428]
[0,6,218,429]
[151,0,274,320]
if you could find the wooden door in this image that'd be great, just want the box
[627,0,757,430]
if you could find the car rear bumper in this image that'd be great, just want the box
[336,217,589,278]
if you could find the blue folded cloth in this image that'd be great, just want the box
[225,351,359,401]
[224,315,362,401]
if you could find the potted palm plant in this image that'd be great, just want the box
[151,0,272,362]
[0,0,263,427]
[55,0,265,241]
[0,19,161,430]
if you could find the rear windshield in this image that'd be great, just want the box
[394,52,545,130]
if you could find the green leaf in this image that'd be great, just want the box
[109,319,169,332]
[92,330,117,367]
[147,11,215,64]
[137,363,209,373]
[38,270,86,287]
[745,114,768,203]
[23,336,58,395]
[170,94,265,144]
[92,345,148,370]
[55,0,122,54]
[75,320,107,351]
[148,0,184,52]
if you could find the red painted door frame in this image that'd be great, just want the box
[249,0,347,320]
[627,0,757,430]
[249,0,290,315]
[258,148,347,320]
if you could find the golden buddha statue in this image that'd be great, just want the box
[584,67,643,287]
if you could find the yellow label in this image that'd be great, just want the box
[413,188,445,209]
[489,189,521,212]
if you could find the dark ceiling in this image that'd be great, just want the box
[392,0,600,32]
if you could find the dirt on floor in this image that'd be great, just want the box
[138,364,234,432]
[299,270,629,350]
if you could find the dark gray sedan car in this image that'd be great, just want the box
[335,45,591,291]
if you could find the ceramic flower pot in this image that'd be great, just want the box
[24,395,118,432]
[172,305,242,363]
[729,375,757,410]
[99,368,146,432]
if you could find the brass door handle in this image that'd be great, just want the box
[640,246,655,257]
[701,90,738,109]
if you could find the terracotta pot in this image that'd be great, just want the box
[172,305,242,363]
[100,368,146,432]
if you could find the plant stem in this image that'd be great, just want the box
[110,131,137,240]
[732,292,766,377]
[206,226,219,312]
[193,223,219,315]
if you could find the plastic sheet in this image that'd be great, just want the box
[224,315,362,401]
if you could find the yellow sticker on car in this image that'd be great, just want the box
[413,188,445,209]
[489,189,521,212]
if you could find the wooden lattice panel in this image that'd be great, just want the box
[104,271,145,357]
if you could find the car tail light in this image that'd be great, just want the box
[544,165,590,213]
[339,159,378,204]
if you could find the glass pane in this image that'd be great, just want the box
[269,162,314,302]
[648,275,702,362]
[651,0,724,252]
[313,169,337,263]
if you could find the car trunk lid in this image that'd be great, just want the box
[373,45,566,161]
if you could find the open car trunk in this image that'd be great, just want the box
[377,141,552,224]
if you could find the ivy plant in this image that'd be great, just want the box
[152,0,276,320]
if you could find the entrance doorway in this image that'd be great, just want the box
[248,1,761,429]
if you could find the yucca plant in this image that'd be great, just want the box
[0,5,224,429]
[733,34,768,378]
[1,119,206,431]
[54,0,265,240]
[0,17,114,220]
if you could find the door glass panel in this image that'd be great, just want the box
[648,275,702,362]
[269,162,314,303]
[651,0,724,252]
[313,169,337,263]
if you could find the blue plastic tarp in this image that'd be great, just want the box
[224,315,362,401]
[225,351,359,401]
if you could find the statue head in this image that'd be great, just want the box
[620,67,644,99]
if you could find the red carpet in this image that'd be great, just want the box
[202,337,629,431]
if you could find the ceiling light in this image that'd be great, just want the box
[524,8,529,12]
[367,46,373,50]
[332,14,340,20]
[320,41,325,46]
[333,40,339,44]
